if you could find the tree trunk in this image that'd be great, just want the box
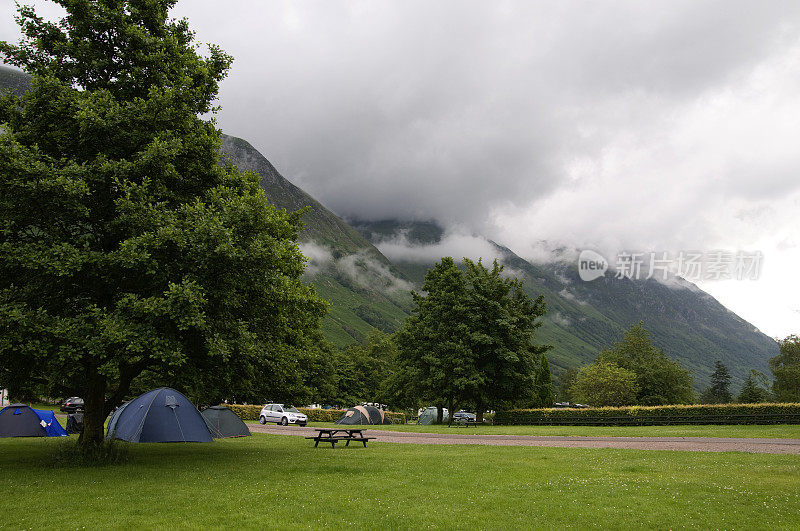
[475,401,484,423]
[436,404,444,424]
[447,397,454,425]
[79,370,107,451]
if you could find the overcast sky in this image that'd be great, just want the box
[3,1,799,338]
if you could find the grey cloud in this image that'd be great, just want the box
[374,230,503,264]
[166,0,800,233]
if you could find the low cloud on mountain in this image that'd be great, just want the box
[374,230,503,265]
[300,242,412,293]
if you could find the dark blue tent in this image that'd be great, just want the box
[0,404,68,438]
[106,388,213,443]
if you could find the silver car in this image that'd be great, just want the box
[259,404,308,426]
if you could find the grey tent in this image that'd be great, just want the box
[0,404,68,437]
[335,405,391,425]
[417,407,449,425]
[201,406,251,438]
[106,388,213,443]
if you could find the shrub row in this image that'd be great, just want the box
[223,404,405,424]
[494,403,800,426]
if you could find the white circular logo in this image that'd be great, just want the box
[578,250,608,281]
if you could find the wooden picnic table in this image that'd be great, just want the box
[305,428,376,448]
[448,420,479,428]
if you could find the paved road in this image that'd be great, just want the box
[250,424,800,454]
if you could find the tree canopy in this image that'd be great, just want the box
[393,257,551,420]
[331,330,397,407]
[0,0,327,449]
[595,322,695,405]
[570,361,639,407]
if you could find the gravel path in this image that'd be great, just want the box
[250,424,800,454]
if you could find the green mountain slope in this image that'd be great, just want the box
[219,136,413,346]
[221,135,380,256]
[352,220,778,388]
[0,65,30,95]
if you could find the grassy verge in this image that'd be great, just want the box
[297,421,800,439]
[0,434,798,529]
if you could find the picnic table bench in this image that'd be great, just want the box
[448,419,479,427]
[305,428,376,448]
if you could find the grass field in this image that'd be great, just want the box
[299,421,800,439]
[1,433,799,529]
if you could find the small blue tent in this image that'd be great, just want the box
[0,404,68,438]
[106,388,212,443]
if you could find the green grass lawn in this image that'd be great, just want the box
[1,433,798,529]
[298,421,800,439]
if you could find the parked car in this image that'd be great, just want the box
[259,404,307,426]
[453,410,477,422]
[60,397,84,413]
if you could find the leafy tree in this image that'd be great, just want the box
[570,361,639,407]
[597,322,694,405]
[461,259,549,419]
[0,0,327,451]
[392,257,472,422]
[394,257,549,421]
[737,370,773,404]
[332,331,397,407]
[770,335,800,402]
[700,360,733,404]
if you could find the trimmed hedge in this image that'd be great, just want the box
[223,404,405,424]
[494,403,800,426]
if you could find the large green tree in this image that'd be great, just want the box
[392,257,472,422]
[394,257,550,421]
[0,0,327,450]
[597,322,695,405]
[770,335,800,402]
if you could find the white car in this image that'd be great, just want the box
[259,404,308,426]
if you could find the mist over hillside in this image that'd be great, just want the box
[351,220,778,388]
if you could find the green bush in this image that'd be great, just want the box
[223,405,405,424]
[495,403,800,426]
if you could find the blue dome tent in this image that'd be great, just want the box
[106,388,212,443]
[0,404,68,438]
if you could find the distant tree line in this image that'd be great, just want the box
[558,329,800,407]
